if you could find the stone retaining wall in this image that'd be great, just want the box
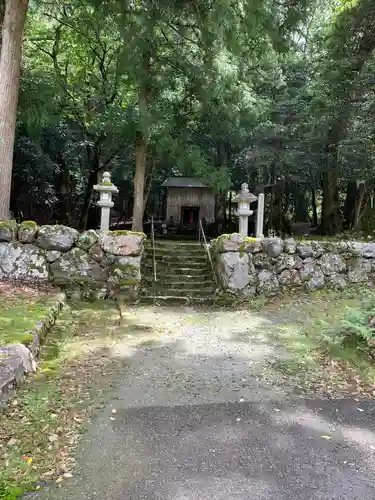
[0,221,145,299]
[213,234,375,297]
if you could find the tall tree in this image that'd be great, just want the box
[0,0,28,219]
[317,0,375,233]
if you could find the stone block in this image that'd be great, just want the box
[0,220,18,242]
[319,253,346,275]
[37,225,78,251]
[215,233,243,253]
[76,229,99,251]
[50,247,108,286]
[18,221,38,243]
[257,269,280,296]
[217,252,250,291]
[100,231,145,256]
[262,238,283,258]
[0,242,48,280]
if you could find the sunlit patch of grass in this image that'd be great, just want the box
[0,296,52,346]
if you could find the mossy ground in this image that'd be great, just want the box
[259,287,375,394]
[0,300,159,498]
[0,290,52,346]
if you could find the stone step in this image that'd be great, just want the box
[144,257,209,269]
[141,240,215,303]
[147,250,208,261]
[141,287,214,298]
[143,269,212,281]
[139,295,214,306]
[147,240,202,249]
[145,271,213,281]
[143,279,214,289]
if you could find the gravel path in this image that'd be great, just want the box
[37,305,375,499]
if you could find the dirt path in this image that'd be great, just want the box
[34,303,375,500]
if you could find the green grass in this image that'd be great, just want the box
[0,300,160,498]
[264,288,375,393]
[0,296,51,346]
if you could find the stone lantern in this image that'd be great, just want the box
[233,183,257,238]
[94,171,119,232]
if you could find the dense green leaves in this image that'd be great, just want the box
[7,0,375,233]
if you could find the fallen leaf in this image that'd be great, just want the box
[7,438,18,446]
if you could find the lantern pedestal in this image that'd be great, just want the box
[233,183,257,238]
[93,172,119,232]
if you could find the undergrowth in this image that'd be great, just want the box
[264,288,375,393]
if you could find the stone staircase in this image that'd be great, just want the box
[140,240,216,305]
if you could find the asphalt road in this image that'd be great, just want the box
[36,306,375,500]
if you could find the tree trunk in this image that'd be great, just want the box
[132,131,147,232]
[353,181,367,229]
[0,0,28,220]
[0,0,5,48]
[79,169,98,230]
[311,188,318,227]
[294,187,309,222]
[132,47,150,233]
[343,181,357,229]
[321,169,340,234]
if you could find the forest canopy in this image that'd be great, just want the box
[0,0,375,235]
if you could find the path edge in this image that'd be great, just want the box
[0,292,66,412]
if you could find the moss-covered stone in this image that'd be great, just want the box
[0,242,49,280]
[89,243,105,262]
[50,247,108,287]
[0,220,17,229]
[20,333,35,345]
[215,233,243,253]
[100,231,145,256]
[19,220,38,229]
[76,229,98,251]
[239,237,262,255]
[109,229,146,238]
[0,220,18,242]
[117,279,138,287]
[108,255,141,291]
[18,220,38,243]
[37,225,79,251]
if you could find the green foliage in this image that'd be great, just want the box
[342,306,375,345]
[8,0,375,232]
[318,304,375,351]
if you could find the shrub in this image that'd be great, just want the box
[317,304,375,354]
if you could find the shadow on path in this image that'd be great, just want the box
[35,305,375,500]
